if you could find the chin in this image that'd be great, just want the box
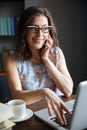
[34,45,42,49]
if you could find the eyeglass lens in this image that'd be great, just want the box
[27,26,52,33]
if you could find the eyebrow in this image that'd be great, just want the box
[27,25,52,28]
[29,24,50,27]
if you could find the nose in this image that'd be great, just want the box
[36,29,43,36]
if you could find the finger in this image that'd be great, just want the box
[51,100,64,125]
[60,110,67,125]
[44,35,53,46]
[47,102,53,116]
[55,99,67,125]
[44,96,53,116]
[61,101,72,115]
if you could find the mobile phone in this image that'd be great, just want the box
[41,40,47,50]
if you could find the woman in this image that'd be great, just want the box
[5,6,73,125]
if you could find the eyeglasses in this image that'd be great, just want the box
[27,25,52,33]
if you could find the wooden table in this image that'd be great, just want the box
[12,95,75,130]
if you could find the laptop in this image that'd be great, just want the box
[34,80,87,130]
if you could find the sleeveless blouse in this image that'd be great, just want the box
[16,47,63,96]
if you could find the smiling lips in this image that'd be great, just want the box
[33,38,44,42]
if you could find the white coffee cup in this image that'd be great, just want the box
[8,99,26,118]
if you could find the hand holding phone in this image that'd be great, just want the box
[41,40,47,51]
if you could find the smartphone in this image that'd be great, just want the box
[41,40,47,50]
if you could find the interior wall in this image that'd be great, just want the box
[25,0,87,93]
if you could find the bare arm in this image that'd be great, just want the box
[41,35,73,97]
[4,55,43,104]
[42,48,73,97]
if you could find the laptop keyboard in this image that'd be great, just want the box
[50,112,72,129]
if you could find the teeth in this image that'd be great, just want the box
[34,38,42,42]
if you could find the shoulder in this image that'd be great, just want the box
[4,55,17,73]
[51,46,59,53]
[6,55,15,61]
[5,54,16,63]
[51,46,64,58]
[58,47,65,59]
[58,48,67,67]
[58,47,63,53]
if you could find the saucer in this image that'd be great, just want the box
[10,108,33,122]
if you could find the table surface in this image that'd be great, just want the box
[12,95,75,130]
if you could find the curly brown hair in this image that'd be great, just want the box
[15,6,59,60]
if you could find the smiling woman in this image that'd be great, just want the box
[26,14,51,50]
[4,6,73,125]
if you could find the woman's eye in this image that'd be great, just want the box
[42,27,48,31]
[31,27,37,31]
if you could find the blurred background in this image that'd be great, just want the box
[0,0,87,98]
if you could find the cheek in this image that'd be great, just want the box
[43,33,50,39]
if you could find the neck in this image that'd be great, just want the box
[30,49,42,65]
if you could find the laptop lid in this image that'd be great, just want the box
[69,80,87,130]
[34,81,87,130]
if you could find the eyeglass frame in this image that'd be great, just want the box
[26,25,52,33]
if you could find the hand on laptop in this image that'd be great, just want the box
[42,88,72,126]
